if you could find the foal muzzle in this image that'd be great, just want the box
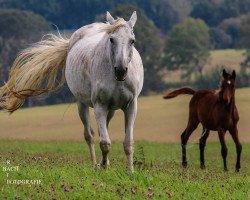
[114,67,128,81]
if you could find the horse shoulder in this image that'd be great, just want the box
[130,47,144,94]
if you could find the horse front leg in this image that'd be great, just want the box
[94,104,111,168]
[123,100,137,172]
[229,126,242,172]
[218,130,228,171]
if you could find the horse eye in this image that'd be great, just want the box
[110,38,114,44]
[131,39,135,45]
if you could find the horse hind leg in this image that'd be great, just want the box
[199,128,210,169]
[106,110,115,128]
[77,102,97,167]
[181,119,199,168]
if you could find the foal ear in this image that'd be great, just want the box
[232,70,236,79]
[106,11,115,24]
[222,69,227,78]
[128,11,137,28]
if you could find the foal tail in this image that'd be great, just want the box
[0,34,69,113]
[163,87,195,99]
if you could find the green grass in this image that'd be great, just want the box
[0,140,249,199]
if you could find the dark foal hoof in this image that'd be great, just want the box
[235,168,240,172]
[182,162,187,168]
[200,165,205,170]
[224,168,228,172]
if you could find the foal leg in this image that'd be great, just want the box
[218,131,228,171]
[199,128,210,169]
[229,126,242,172]
[181,119,199,168]
[77,102,96,167]
[123,100,137,172]
[94,104,111,168]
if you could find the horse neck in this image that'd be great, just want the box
[218,89,235,113]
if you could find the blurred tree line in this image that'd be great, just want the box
[1,0,250,107]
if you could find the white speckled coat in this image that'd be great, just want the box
[65,12,143,171]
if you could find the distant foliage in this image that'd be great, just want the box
[190,1,221,27]
[209,27,232,49]
[0,0,190,33]
[191,0,250,49]
[239,14,250,87]
[0,9,50,84]
[163,18,210,81]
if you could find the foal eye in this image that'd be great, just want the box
[110,38,114,44]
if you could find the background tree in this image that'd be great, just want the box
[0,9,50,84]
[218,17,242,48]
[209,27,232,49]
[190,0,222,27]
[110,5,165,94]
[0,0,191,33]
[239,14,250,87]
[163,18,210,81]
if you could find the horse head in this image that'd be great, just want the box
[106,11,137,81]
[220,69,236,105]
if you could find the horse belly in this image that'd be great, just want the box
[199,107,231,131]
[65,54,92,106]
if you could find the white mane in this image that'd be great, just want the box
[68,18,127,51]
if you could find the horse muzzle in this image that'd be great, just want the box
[114,67,128,81]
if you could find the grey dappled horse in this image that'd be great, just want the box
[0,12,144,171]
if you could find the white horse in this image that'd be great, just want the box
[0,11,144,171]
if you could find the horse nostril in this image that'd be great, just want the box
[125,67,128,72]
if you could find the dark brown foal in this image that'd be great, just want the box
[164,69,242,172]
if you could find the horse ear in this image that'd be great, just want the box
[106,11,115,24]
[128,11,137,28]
[232,70,236,79]
[222,69,227,78]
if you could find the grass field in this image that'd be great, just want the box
[0,140,249,199]
[0,87,250,142]
[0,81,250,199]
[0,88,250,199]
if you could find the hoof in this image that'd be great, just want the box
[224,168,228,172]
[182,162,187,168]
[200,165,205,170]
[127,165,134,173]
[95,163,101,170]
[98,159,110,169]
[235,168,240,172]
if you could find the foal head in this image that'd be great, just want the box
[106,11,137,81]
[220,69,236,105]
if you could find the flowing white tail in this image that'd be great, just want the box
[0,34,69,113]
